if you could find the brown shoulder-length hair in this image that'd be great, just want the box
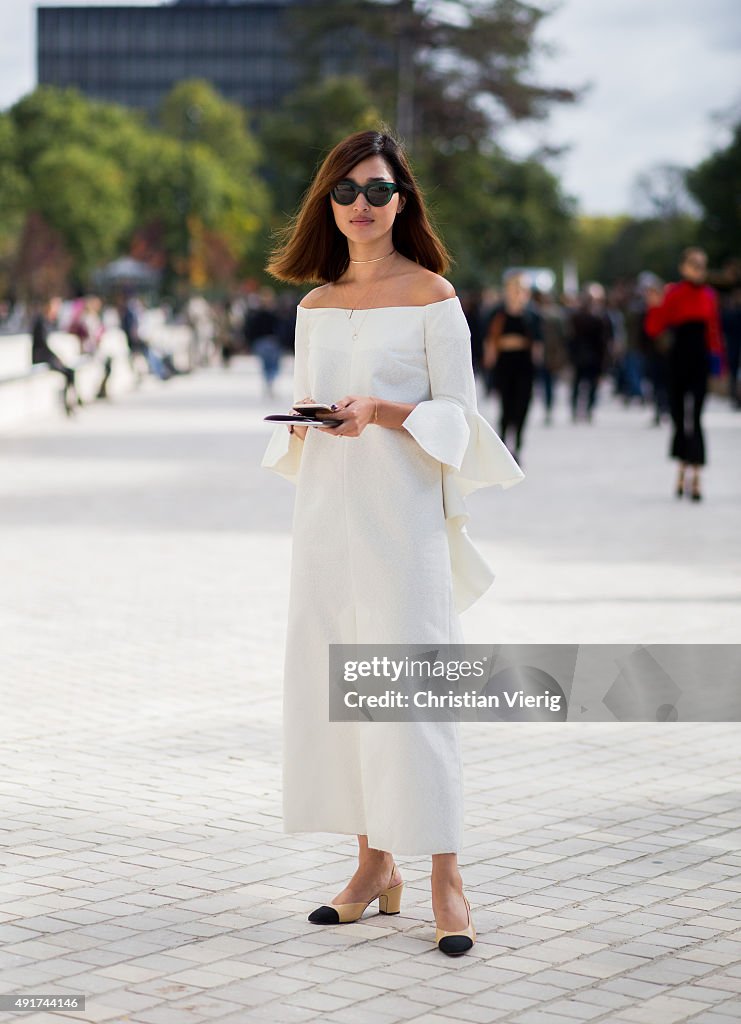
[265,128,451,284]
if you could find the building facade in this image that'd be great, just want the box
[36,1,303,118]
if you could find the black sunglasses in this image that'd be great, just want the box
[330,179,400,207]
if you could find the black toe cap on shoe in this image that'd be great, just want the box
[308,905,340,924]
[438,934,474,956]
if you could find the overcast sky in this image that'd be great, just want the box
[1,0,739,215]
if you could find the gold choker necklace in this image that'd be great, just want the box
[349,249,396,264]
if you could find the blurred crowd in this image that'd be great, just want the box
[1,249,738,500]
[458,249,739,484]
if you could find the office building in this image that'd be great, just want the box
[37,1,304,118]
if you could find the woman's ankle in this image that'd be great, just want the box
[432,866,463,886]
[358,850,393,869]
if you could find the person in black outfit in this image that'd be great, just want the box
[482,272,542,462]
[720,285,741,410]
[31,296,82,416]
[567,284,612,422]
[635,273,670,426]
[117,294,170,381]
[245,288,283,398]
[459,290,486,377]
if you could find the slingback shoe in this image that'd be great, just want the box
[307,862,403,924]
[435,892,476,956]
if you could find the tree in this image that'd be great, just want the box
[0,115,29,228]
[11,86,150,182]
[416,141,577,286]
[284,0,583,153]
[571,216,629,285]
[159,79,264,180]
[571,214,699,286]
[132,133,266,286]
[158,81,271,285]
[12,211,74,300]
[4,84,271,291]
[0,114,30,295]
[686,121,741,264]
[30,145,133,281]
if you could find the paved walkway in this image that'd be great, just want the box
[0,359,739,1023]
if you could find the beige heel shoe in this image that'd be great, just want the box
[435,892,476,956]
[308,862,403,924]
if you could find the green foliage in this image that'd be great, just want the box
[11,85,149,180]
[572,216,631,283]
[686,122,741,264]
[156,80,272,278]
[285,0,582,150]
[2,67,735,295]
[0,114,29,220]
[159,79,264,180]
[3,83,270,291]
[412,142,577,287]
[572,214,700,284]
[30,144,133,277]
[0,114,29,245]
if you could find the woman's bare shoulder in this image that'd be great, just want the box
[298,285,332,309]
[405,266,457,305]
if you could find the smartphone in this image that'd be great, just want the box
[292,402,338,416]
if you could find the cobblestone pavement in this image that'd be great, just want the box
[0,359,739,1024]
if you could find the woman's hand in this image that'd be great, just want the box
[289,395,313,441]
[317,395,375,437]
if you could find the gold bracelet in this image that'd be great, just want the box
[373,398,378,424]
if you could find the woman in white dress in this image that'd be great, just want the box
[261,129,524,955]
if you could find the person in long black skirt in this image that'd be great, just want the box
[644,248,726,502]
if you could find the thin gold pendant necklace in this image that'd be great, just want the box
[344,251,395,339]
[345,277,384,340]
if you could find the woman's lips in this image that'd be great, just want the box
[351,219,373,224]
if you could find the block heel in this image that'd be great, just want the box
[378,880,404,914]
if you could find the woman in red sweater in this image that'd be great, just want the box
[644,247,725,502]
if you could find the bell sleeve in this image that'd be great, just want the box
[260,306,309,484]
[401,298,525,613]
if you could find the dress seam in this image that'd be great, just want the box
[342,334,367,835]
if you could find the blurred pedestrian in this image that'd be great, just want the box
[214,300,237,368]
[69,295,104,356]
[117,293,170,382]
[610,281,644,405]
[637,273,671,425]
[459,289,486,377]
[644,247,726,501]
[31,296,83,416]
[567,283,612,422]
[720,286,741,410]
[246,287,282,399]
[530,288,568,424]
[482,272,542,462]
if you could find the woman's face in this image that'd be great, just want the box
[329,155,404,245]
[505,276,529,310]
[680,250,707,284]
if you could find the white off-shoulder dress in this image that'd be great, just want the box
[261,296,524,855]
